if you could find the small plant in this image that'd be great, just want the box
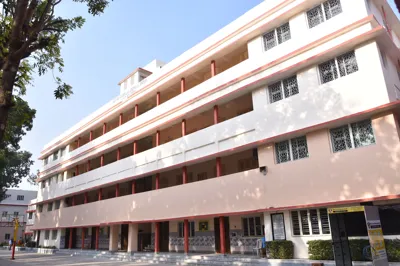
[266,240,294,259]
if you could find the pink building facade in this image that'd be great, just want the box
[31,0,400,258]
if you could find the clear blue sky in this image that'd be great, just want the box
[18,0,400,190]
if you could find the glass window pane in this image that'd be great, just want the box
[310,209,320,234]
[337,51,358,77]
[275,140,291,164]
[300,210,310,235]
[277,22,291,44]
[291,136,309,160]
[330,125,352,152]
[351,120,375,148]
[263,30,277,50]
[324,0,343,20]
[283,76,299,98]
[269,81,283,103]
[307,5,324,28]
[319,59,338,83]
[291,211,301,235]
[319,209,331,234]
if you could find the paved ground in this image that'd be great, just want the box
[0,250,173,266]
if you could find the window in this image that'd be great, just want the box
[263,22,291,51]
[307,0,342,28]
[41,181,45,189]
[242,216,264,237]
[52,230,58,240]
[37,205,43,213]
[58,173,63,183]
[291,209,330,236]
[379,48,387,68]
[53,151,58,161]
[43,157,48,166]
[4,194,11,199]
[275,136,309,164]
[17,195,24,201]
[2,211,7,217]
[5,234,10,240]
[54,200,60,210]
[178,221,195,237]
[268,75,299,103]
[28,212,33,219]
[330,119,375,152]
[47,202,53,212]
[44,230,50,240]
[319,51,358,84]
[60,147,66,157]
[13,212,18,217]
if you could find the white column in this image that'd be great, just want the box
[63,170,68,182]
[127,223,138,253]
[263,212,273,241]
[109,225,119,252]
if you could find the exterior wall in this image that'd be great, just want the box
[0,227,25,244]
[32,112,400,230]
[38,229,61,248]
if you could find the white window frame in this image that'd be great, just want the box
[306,0,343,29]
[329,120,376,153]
[268,75,299,103]
[318,50,358,84]
[263,22,291,51]
[275,136,309,164]
[290,209,331,236]
[242,216,264,237]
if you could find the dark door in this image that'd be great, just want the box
[64,229,69,249]
[121,224,129,251]
[91,227,97,249]
[329,214,352,266]
[71,228,77,248]
[159,222,169,252]
[214,217,230,253]
[37,231,41,248]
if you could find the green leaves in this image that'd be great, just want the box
[54,78,72,99]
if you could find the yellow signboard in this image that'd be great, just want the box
[13,218,19,241]
[367,221,387,261]
[328,206,364,214]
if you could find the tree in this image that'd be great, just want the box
[0,0,110,145]
[396,0,400,13]
[0,96,35,200]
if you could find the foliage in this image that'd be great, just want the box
[38,245,56,249]
[266,240,294,259]
[308,239,400,262]
[0,0,111,146]
[308,240,334,260]
[0,96,35,200]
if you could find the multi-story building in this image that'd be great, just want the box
[0,189,37,243]
[31,0,400,258]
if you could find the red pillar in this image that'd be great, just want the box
[155,222,160,253]
[77,137,81,148]
[100,154,104,167]
[184,219,189,254]
[81,228,85,249]
[213,105,218,125]
[216,157,222,177]
[134,104,139,118]
[72,196,75,206]
[133,141,137,155]
[87,160,91,172]
[119,113,123,126]
[95,227,100,250]
[181,119,186,137]
[182,166,188,184]
[180,78,186,93]
[131,180,136,194]
[84,192,88,204]
[155,173,160,190]
[69,229,73,249]
[98,188,102,201]
[211,60,217,77]
[117,147,121,160]
[219,216,226,254]
[115,184,119,197]
[156,92,161,106]
[156,131,160,146]
[102,123,107,135]
[75,165,79,176]
[89,131,93,141]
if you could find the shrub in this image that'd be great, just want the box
[25,241,36,248]
[266,240,294,259]
[308,239,400,262]
[386,239,400,262]
[308,240,334,260]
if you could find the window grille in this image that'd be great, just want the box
[291,209,330,236]
[275,136,308,164]
[269,76,299,103]
[242,216,264,237]
[319,51,358,84]
[263,22,291,51]
[307,0,342,28]
[330,120,375,152]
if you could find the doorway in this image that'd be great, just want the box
[214,217,230,253]
[121,224,129,251]
[90,227,97,249]
[159,221,169,252]
[329,213,352,266]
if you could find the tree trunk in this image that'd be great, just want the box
[0,61,20,146]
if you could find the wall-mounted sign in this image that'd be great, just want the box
[271,213,286,240]
[199,221,209,232]
[328,206,364,214]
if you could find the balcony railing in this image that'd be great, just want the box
[0,215,26,224]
